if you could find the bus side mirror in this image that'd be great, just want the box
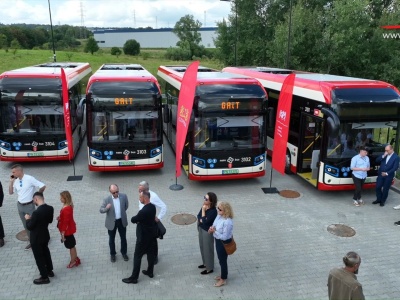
[163,104,170,123]
[321,107,340,138]
[76,97,86,124]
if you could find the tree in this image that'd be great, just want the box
[123,39,140,55]
[173,14,202,58]
[84,37,99,54]
[111,47,122,57]
[10,38,20,55]
[0,33,7,49]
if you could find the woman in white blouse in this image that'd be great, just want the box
[208,201,234,287]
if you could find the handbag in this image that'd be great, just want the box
[157,221,166,239]
[222,237,237,255]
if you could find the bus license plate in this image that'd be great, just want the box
[27,152,44,157]
[222,169,239,175]
[119,161,135,166]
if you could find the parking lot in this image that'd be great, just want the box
[0,140,400,299]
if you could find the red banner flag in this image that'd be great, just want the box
[61,68,74,161]
[271,73,296,175]
[175,61,199,177]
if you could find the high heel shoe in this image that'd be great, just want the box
[67,257,81,268]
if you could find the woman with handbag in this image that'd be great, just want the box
[208,201,234,287]
[197,192,218,275]
[57,191,80,268]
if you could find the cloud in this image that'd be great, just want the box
[0,0,231,28]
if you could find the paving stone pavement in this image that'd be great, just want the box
[1,141,400,299]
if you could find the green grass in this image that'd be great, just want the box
[0,49,224,77]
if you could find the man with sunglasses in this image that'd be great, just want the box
[9,164,46,250]
[100,184,129,263]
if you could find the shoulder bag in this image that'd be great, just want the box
[223,237,237,255]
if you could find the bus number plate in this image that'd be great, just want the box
[27,152,45,157]
[119,161,135,166]
[222,169,239,175]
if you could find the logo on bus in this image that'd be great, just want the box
[123,149,130,160]
[227,157,234,168]
[32,141,38,152]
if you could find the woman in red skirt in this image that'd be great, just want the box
[57,191,80,268]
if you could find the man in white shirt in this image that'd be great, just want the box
[9,164,46,250]
[138,181,167,264]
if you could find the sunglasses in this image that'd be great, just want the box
[204,196,209,201]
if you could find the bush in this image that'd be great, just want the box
[123,39,140,56]
[165,47,191,61]
[111,47,122,57]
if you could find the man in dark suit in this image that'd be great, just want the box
[100,184,129,263]
[122,190,157,284]
[373,144,400,207]
[0,180,4,247]
[25,192,54,284]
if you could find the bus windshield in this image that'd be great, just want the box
[0,78,64,134]
[89,81,161,143]
[194,115,264,150]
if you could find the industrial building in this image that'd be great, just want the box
[93,27,218,48]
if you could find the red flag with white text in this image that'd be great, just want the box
[271,73,296,175]
[175,61,199,177]
[61,68,74,161]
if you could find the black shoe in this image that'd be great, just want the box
[111,255,116,263]
[198,264,206,269]
[372,200,381,204]
[154,257,158,265]
[380,203,385,207]
[201,269,213,275]
[33,277,50,285]
[142,270,154,278]
[394,221,400,226]
[0,238,4,247]
[48,271,54,278]
[122,254,129,261]
[122,277,138,284]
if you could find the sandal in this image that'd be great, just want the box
[214,276,221,280]
[214,279,226,287]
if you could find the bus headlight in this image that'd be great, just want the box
[0,140,11,150]
[90,149,102,159]
[254,154,265,165]
[150,146,162,158]
[192,156,206,168]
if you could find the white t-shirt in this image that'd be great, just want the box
[138,190,167,220]
[13,174,45,204]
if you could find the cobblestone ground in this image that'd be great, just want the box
[0,142,400,299]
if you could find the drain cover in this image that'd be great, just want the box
[279,190,300,198]
[327,224,356,237]
[171,213,197,225]
[16,230,29,241]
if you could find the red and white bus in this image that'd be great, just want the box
[86,64,163,171]
[224,67,400,190]
[0,62,91,162]
[158,65,268,180]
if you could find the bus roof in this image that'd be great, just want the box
[87,64,157,89]
[223,67,399,104]
[0,62,92,88]
[157,65,264,90]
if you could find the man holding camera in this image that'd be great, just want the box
[9,164,46,250]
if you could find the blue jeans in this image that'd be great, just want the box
[108,219,127,256]
[215,238,230,280]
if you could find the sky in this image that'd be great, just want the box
[0,0,232,28]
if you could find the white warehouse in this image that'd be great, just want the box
[93,27,218,48]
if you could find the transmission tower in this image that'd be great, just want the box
[80,1,86,38]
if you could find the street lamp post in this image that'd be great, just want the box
[47,0,56,62]
[286,0,293,69]
[221,0,237,66]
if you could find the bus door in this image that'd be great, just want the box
[297,113,323,184]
